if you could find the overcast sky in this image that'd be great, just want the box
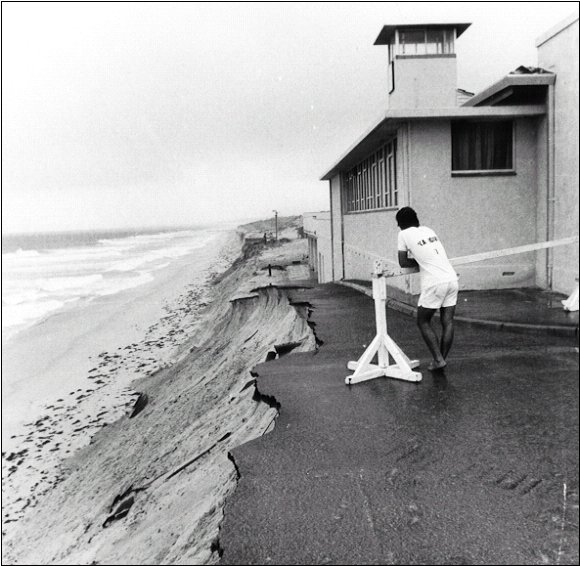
[2,2,577,233]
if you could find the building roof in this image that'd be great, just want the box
[462,72,555,107]
[320,105,546,181]
[374,23,471,45]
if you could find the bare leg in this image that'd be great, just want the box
[439,305,456,360]
[417,307,446,368]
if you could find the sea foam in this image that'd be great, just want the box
[2,227,220,338]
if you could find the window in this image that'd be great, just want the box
[426,30,445,54]
[398,28,454,56]
[343,139,398,213]
[386,142,397,206]
[399,30,426,55]
[452,121,513,172]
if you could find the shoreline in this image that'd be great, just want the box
[3,217,314,565]
[2,229,239,527]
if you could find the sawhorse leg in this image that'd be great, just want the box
[346,270,422,385]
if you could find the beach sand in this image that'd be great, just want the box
[2,218,315,565]
[2,230,240,524]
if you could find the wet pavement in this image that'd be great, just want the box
[220,283,579,565]
[455,288,578,328]
[342,281,579,337]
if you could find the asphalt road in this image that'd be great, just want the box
[220,284,579,565]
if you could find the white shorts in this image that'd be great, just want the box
[418,280,459,309]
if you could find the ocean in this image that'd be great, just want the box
[2,226,224,342]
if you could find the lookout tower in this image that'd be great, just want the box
[374,23,471,108]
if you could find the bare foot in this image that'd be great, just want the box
[428,360,447,371]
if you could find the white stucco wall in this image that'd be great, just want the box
[409,118,540,291]
[342,209,413,296]
[338,117,541,294]
[537,15,579,294]
[389,56,458,109]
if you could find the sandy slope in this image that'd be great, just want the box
[2,221,316,565]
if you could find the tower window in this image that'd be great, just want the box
[398,28,455,56]
[399,30,426,55]
[426,30,445,54]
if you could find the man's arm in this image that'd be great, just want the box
[398,251,419,269]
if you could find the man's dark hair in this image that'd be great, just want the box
[396,207,420,230]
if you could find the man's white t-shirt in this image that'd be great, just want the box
[397,226,457,291]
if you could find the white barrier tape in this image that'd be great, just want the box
[449,236,579,266]
[310,233,579,279]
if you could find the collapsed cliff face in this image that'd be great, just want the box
[3,237,316,565]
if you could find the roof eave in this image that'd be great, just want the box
[320,105,546,181]
[462,74,556,107]
[374,23,472,45]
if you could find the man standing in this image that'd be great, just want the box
[396,207,458,371]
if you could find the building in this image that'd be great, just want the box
[317,16,579,300]
[303,211,333,283]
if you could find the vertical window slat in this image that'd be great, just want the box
[343,138,398,213]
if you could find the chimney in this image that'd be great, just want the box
[374,23,471,109]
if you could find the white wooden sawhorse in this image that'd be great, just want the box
[346,261,421,385]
